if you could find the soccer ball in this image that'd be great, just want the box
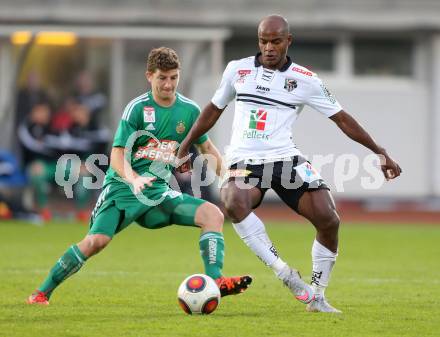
[177,274,221,315]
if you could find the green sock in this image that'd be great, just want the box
[38,245,87,298]
[199,231,224,280]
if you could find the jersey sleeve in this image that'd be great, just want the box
[305,76,343,117]
[113,104,141,147]
[211,61,237,109]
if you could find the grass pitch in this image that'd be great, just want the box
[1,220,439,337]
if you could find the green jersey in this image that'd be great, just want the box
[104,91,208,187]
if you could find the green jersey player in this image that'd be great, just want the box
[27,47,252,305]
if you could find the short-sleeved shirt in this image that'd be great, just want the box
[211,53,343,165]
[104,91,208,188]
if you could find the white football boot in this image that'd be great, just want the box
[279,266,315,304]
[306,295,342,313]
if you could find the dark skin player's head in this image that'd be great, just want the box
[257,15,292,70]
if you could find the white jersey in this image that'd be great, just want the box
[212,54,343,165]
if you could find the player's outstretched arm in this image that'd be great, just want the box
[177,102,224,172]
[194,139,226,178]
[110,147,155,193]
[329,110,402,180]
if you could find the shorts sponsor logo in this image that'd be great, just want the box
[292,66,313,76]
[143,107,155,123]
[284,78,297,92]
[227,169,252,178]
[134,139,178,163]
[305,162,318,177]
[295,161,321,184]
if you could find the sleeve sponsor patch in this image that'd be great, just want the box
[292,66,313,77]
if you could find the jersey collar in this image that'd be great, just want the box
[254,52,292,72]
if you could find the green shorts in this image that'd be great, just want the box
[88,182,206,237]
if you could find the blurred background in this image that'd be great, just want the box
[0,0,439,223]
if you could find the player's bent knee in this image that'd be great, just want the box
[221,189,249,222]
[91,234,111,251]
[329,211,340,229]
[79,234,111,257]
[223,197,250,223]
[196,202,224,232]
[317,211,340,232]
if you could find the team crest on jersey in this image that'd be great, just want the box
[176,121,186,134]
[284,78,297,92]
[143,107,155,123]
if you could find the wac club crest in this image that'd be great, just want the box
[284,78,297,92]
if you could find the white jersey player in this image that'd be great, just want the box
[212,54,342,166]
[178,15,401,313]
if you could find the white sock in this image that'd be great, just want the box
[232,212,287,278]
[311,239,338,297]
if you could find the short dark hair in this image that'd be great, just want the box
[147,47,180,73]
